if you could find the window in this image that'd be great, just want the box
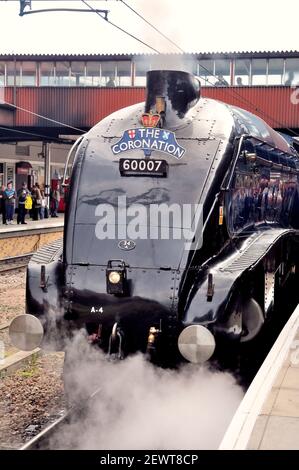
[0,62,5,87]
[134,60,148,86]
[116,61,131,86]
[198,60,215,86]
[101,61,116,87]
[268,59,284,85]
[251,59,267,85]
[285,58,299,86]
[181,59,198,76]
[55,62,70,86]
[229,141,259,233]
[15,145,30,156]
[40,62,55,86]
[0,163,3,187]
[70,61,85,86]
[234,59,250,85]
[85,61,101,86]
[21,61,37,86]
[214,59,230,86]
[6,61,21,86]
[6,165,15,187]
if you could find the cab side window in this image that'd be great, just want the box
[227,137,296,235]
[228,140,257,235]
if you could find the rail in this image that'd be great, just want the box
[0,253,33,273]
[21,387,102,450]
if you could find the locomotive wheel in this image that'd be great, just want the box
[240,297,264,343]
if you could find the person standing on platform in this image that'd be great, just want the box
[17,182,29,224]
[285,71,295,86]
[4,181,16,224]
[214,74,229,86]
[0,184,6,224]
[40,187,46,220]
[106,76,116,87]
[51,184,60,217]
[32,182,42,221]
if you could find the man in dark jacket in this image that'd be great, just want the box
[50,184,61,217]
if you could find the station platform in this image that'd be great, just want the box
[0,217,64,259]
[219,304,299,450]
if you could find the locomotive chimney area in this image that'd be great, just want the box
[145,70,201,128]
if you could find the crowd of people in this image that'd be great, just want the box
[0,181,61,225]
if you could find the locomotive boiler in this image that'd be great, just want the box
[10,70,299,367]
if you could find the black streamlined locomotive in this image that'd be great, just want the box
[10,70,299,366]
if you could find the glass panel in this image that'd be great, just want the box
[285,58,299,86]
[190,59,199,76]
[6,165,15,187]
[116,61,131,86]
[180,59,198,75]
[21,61,37,86]
[101,61,116,87]
[268,58,284,85]
[234,59,250,85]
[252,59,267,85]
[55,61,70,86]
[134,60,148,86]
[85,61,101,86]
[70,61,85,86]
[40,62,55,86]
[214,59,230,86]
[198,60,215,86]
[6,61,21,86]
[0,62,5,87]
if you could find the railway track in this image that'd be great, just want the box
[21,388,102,450]
[0,260,39,375]
[21,412,68,450]
[19,300,298,451]
[0,253,33,273]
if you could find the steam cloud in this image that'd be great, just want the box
[49,332,243,450]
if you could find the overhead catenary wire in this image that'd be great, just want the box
[3,1,298,138]
[81,0,160,54]
[11,0,298,138]
[113,1,299,137]
[196,64,299,138]
[2,102,85,134]
[119,0,184,53]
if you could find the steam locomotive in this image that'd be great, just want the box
[10,70,299,367]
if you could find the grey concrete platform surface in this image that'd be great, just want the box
[0,348,41,376]
[0,216,64,237]
[0,216,64,258]
[219,305,299,450]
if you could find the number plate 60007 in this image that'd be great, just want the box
[119,158,168,177]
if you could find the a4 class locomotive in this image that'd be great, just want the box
[10,70,299,366]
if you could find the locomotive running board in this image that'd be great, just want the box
[185,228,298,325]
[30,238,63,265]
[217,228,295,274]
